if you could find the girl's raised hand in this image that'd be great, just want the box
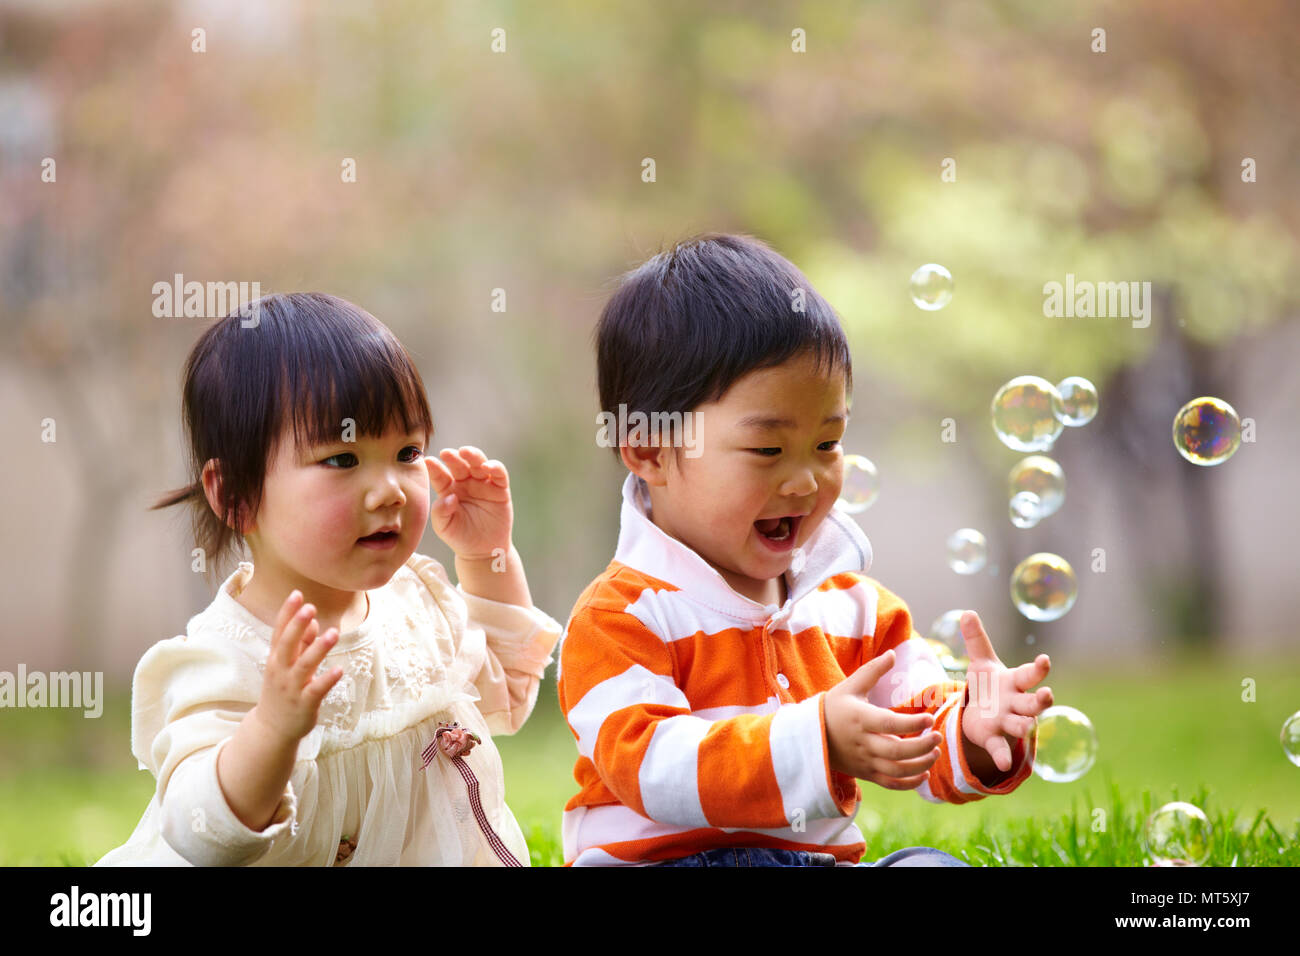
[254,590,343,744]
[424,446,513,560]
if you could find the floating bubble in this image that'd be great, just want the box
[836,454,880,514]
[909,263,953,311]
[991,376,1064,452]
[947,528,987,575]
[1011,553,1077,621]
[1030,705,1097,783]
[1144,802,1212,866]
[1008,455,1065,521]
[1055,376,1099,427]
[1282,711,1300,768]
[1173,397,1241,466]
[928,609,964,645]
[922,637,968,679]
[1010,491,1042,529]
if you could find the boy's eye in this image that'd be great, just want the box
[750,441,840,457]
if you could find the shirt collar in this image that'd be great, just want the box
[613,472,873,624]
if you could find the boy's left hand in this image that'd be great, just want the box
[959,611,1053,773]
[424,446,513,560]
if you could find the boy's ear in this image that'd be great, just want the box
[619,443,674,487]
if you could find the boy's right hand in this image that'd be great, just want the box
[824,649,943,790]
[251,590,343,745]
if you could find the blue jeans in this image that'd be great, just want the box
[650,846,969,867]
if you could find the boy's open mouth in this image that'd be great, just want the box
[754,514,803,544]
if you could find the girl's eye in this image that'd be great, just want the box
[321,446,424,468]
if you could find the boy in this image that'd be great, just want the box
[558,234,1054,866]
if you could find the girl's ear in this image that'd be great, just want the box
[202,459,254,534]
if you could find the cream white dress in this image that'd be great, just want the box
[94,552,561,866]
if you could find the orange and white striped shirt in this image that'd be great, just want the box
[557,474,1034,866]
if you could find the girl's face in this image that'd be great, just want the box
[242,419,431,600]
[644,351,848,607]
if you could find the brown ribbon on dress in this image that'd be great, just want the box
[420,722,524,867]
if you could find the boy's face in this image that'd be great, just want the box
[638,351,849,607]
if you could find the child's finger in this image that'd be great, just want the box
[292,617,320,663]
[275,602,315,670]
[862,702,935,738]
[306,665,344,700]
[293,626,338,683]
[438,448,471,481]
[1001,714,1036,738]
[871,771,930,791]
[1012,654,1051,692]
[484,459,509,486]
[270,590,304,664]
[1006,691,1045,716]
[868,726,942,759]
[983,734,1014,772]
[841,649,895,698]
[959,611,1001,666]
[425,455,454,493]
[458,446,489,477]
[871,748,940,780]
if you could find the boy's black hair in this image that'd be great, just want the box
[152,292,435,585]
[595,233,852,460]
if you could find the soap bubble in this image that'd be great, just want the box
[909,263,953,311]
[1054,376,1099,427]
[1008,455,1065,521]
[836,454,880,513]
[922,638,968,679]
[1030,705,1097,783]
[947,528,987,575]
[928,609,964,645]
[1282,711,1300,767]
[1011,553,1077,621]
[1173,397,1242,466]
[1144,802,1212,866]
[1009,491,1042,529]
[992,376,1064,452]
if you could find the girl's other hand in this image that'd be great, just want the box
[253,589,343,745]
[424,446,514,560]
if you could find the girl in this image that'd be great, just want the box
[95,292,561,866]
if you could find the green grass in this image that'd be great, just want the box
[4,650,1298,866]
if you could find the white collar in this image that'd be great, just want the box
[612,473,873,625]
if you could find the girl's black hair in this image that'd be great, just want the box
[152,292,435,585]
[594,233,853,460]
